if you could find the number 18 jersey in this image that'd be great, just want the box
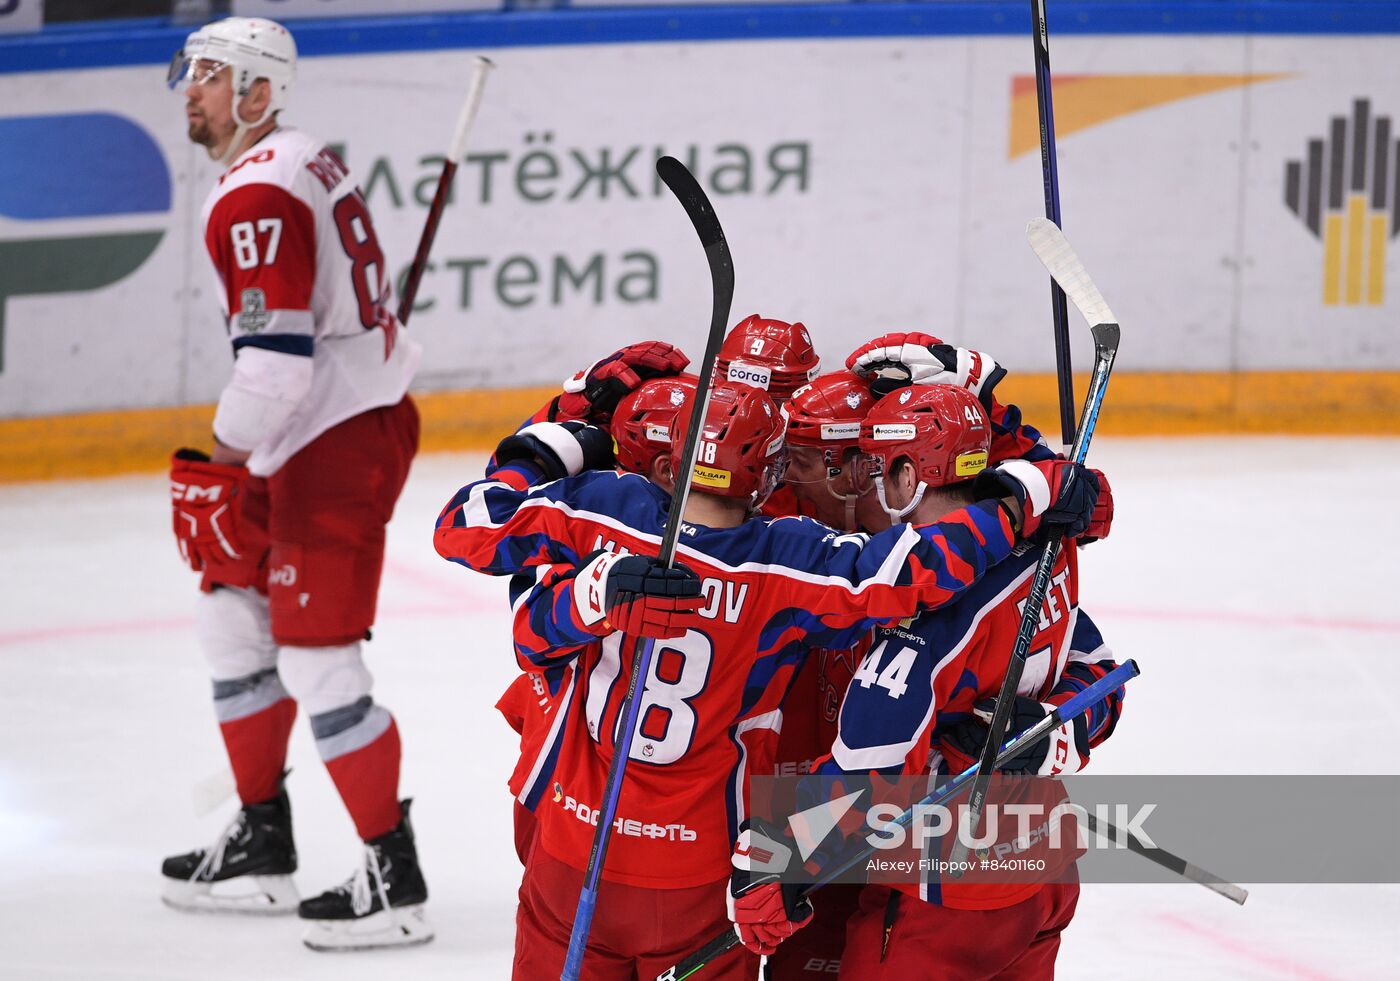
[200,128,419,476]
[436,465,1020,888]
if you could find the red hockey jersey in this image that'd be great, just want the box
[436,461,1020,887]
[814,541,1126,910]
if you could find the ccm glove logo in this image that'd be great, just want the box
[170,481,225,503]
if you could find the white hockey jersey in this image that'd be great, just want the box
[200,127,420,476]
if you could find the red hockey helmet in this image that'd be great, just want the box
[786,371,874,449]
[858,385,991,517]
[715,315,821,403]
[785,371,877,528]
[670,382,788,507]
[610,374,698,476]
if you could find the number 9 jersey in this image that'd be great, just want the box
[200,128,419,477]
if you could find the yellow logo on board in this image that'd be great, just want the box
[1285,98,1396,306]
[1007,73,1287,160]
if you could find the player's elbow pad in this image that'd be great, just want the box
[213,347,314,451]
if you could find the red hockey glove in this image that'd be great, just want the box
[846,331,1007,407]
[1079,468,1113,545]
[169,449,248,572]
[571,550,703,640]
[557,341,691,422]
[939,696,1089,776]
[728,825,815,956]
[973,459,1100,543]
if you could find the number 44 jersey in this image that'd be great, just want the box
[200,128,419,477]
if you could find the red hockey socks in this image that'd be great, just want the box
[212,668,297,805]
[312,699,403,841]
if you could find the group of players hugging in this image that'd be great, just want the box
[439,322,1123,980]
[158,13,1125,978]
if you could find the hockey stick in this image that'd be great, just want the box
[1026,218,1116,329]
[653,661,1143,981]
[560,155,735,981]
[960,221,1245,905]
[1085,813,1248,905]
[396,55,494,325]
[1029,0,1076,449]
[948,220,1120,877]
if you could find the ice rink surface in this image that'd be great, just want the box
[2,438,1398,980]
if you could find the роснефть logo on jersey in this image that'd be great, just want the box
[1284,98,1399,306]
[0,112,171,372]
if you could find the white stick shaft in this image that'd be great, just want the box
[1026,217,1117,328]
[447,56,495,162]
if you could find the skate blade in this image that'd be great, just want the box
[161,874,300,916]
[302,904,435,952]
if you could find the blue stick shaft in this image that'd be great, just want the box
[562,636,658,979]
[564,156,734,980]
[561,887,597,978]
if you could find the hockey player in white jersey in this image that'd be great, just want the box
[161,17,430,951]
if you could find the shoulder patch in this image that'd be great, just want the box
[237,288,270,333]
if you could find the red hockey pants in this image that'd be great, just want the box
[513,843,760,981]
[838,881,1079,981]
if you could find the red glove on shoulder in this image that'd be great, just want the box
[556,341,690,422]
[170,449,248,572]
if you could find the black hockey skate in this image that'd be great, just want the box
[299,799,433,951]
[161,786,299,915]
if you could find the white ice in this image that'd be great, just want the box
[1,439,1397,979]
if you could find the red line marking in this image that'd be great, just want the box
[382,556,480,603]
[0,597,495,649]
[1157,912,1345,981]
[6,595,1395,650]
[0,616,197,647]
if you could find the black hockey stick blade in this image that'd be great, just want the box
[1092,322,1120,360]
[658,156,730,253]
[653,155,735,567]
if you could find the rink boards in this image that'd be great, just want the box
[2,6,1400,477]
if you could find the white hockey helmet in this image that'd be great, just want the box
[168,17,297,150]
